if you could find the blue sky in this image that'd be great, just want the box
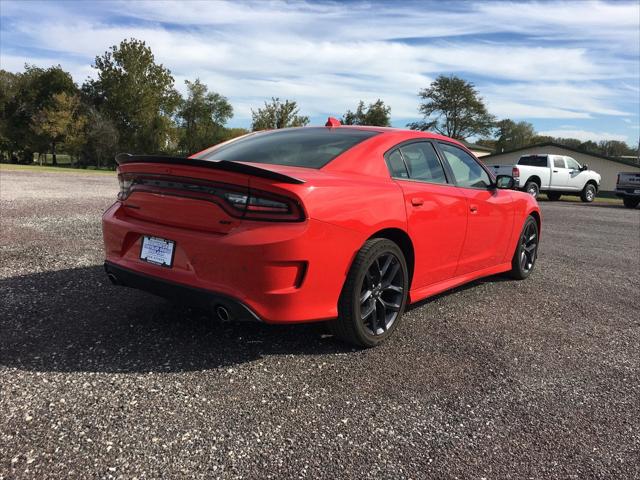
[1,0,638,143]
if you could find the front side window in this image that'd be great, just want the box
[398,142,447,183]
[199,127,380,169]
[439,142,491,189]
[553,157,566,168]
[566,157,581,170]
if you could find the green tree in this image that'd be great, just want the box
[177,79,233,154]
[220,127,250,142]
[251,97,309,131]
[0,70,20,161]
[493,119,536,153]
[31,92,87,165]
[342,99,391,126]
[84,38,180,153]
[408,75,495,140]
[579,140,599,154]
[597,140,633,158]
[81,108,119,168]
[553,137,582,150]
[1,65,77,163]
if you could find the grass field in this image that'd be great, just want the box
[0,163,114,175]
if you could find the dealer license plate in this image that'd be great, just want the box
[140,236,175,267]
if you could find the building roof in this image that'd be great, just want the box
[484,142,640,168]
[461,141,494,153]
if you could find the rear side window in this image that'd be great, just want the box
[439,142,491,189]
[398,142,447,183]
[387,149,409,178]
[199,127,380,169]
[519,155,548,167]
[553,158,565,168]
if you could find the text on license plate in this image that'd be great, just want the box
[140,236,175,267]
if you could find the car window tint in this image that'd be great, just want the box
[566,157,581,170]
[386,149,409,178]
[519,156,548,167]
[398,142,447,183]
[553,157,565,168]
[439,142,491,189]
[199,127,380,169]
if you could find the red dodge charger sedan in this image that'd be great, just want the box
[103,120,540,347]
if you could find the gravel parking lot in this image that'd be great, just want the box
[1,168,639,479]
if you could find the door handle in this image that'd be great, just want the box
[411,197,424,206]
[553,170,558,173]
[470,205,478,213]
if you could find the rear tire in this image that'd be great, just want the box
[581,183,596,203]
[623,197,640,209]
[547,192,562,201]
[328,238,408,347]
[509,216,539,280]
[524,181,539,198]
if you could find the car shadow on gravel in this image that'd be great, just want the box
[0,265,353,374]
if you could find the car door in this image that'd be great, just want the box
[565,157,586,191]
[436,142,514,276]
[385,141,468,289]
[550,156,570,189]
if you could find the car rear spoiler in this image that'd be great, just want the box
[115,153,305,184]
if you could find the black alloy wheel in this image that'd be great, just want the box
[330,238,408,347]
[359,252,405,336]
[509,216,539,280]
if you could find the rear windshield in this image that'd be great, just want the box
[198,127,380,169]
[518,155,548,167]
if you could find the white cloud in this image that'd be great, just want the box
[538,129,629,142]
[1,0,638,128]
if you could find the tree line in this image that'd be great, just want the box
[0,38,635,168]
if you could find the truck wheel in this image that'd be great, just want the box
[524,181,539,198]
[509,216,539,280]
[581,183,596,203]
[547,192,562,201]
[329,238,408,348]
[623,197,640,208]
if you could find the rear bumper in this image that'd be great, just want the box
[615,188,640,198]
[102,202,364,324]
[105,261,261,321]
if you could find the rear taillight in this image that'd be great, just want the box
[222,190,304,221]
[512,167,520,178]
[117,173,134,200]
[117,173,304,222]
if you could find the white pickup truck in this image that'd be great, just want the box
[491,154,601,202]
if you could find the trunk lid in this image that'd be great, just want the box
[115,155,307,233]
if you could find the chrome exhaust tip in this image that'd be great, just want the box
[215,305,231,322]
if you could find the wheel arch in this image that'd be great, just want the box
[528,209,541,235]
[584,179,599,192]
[525,175,541,187]
[368,228,415,289]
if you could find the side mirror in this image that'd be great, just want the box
[495,175,515,189]
[580,164,588,171]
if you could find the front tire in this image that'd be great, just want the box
[329,238,408,347]
[581,183,596,203]
[623,197,640,208]
[509,216,539,280]
[524,181,539,198]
